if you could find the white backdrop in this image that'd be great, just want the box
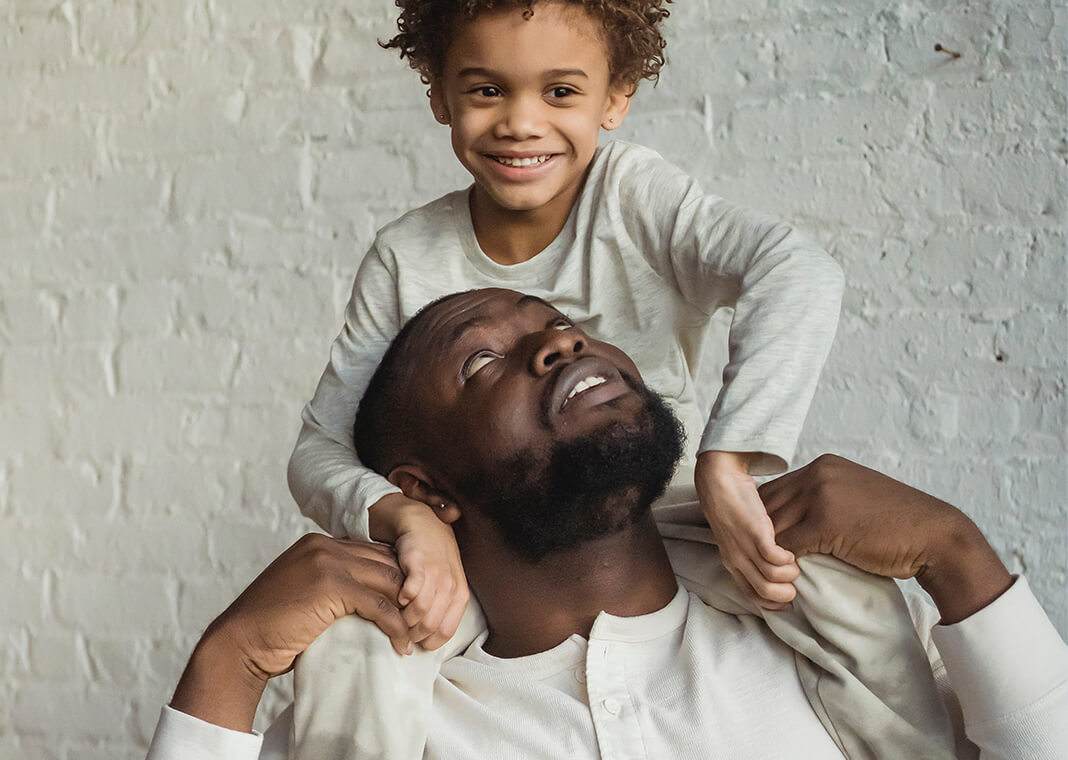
[1,0,1064,756]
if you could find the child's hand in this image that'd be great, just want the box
[696,451,800,609]
[370,493,469,651]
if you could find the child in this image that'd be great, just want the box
[288,0,843,651]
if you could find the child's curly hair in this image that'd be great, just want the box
[381,0,672,88]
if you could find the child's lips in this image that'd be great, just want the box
[482,153,559,179]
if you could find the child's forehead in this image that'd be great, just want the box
[445,2,610,72]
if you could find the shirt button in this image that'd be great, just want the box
[573,668,586,685]
[602,697,621,715]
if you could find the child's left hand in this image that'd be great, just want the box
[696,451,800,609]
[389,500,470,651]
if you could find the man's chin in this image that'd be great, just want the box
[473,388,685,563]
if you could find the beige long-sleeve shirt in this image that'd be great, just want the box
[145,576,1068,759]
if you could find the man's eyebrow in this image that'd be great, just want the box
[517,294,572,329]
[516,294,558,312]
[443,315,494,353]
[442,296,563,353]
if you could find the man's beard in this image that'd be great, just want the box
[465,389,685,562]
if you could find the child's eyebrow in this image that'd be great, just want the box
[455,67,589,81]
[544,68,589,80]
[456,67,500,79]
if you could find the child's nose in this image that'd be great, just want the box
[494,95,546,140]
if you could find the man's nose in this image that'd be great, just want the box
[531,329,586,376]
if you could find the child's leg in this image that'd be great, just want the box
[290,600,484,760]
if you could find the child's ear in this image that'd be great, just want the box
[601,82,633,131]
[387,465,462,524]
[428,80,451,125]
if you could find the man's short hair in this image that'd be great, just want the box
[353,291,470,475]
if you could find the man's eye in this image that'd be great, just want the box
[464,352,499,377]
[553,321,571,331]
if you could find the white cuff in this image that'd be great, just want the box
[930,576,1068,726]
[145,705,263,760]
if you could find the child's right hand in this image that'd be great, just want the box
[369,493,469,651]
[696,451,800,610]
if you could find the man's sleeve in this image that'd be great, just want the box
[286,245,404,539]
[915,577,1068,759]
[145,706,263,760]
[614,144,844,474]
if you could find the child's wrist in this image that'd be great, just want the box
[368,493,433,543]
[697,450,753,476]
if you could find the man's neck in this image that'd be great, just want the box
[459,513,678,658]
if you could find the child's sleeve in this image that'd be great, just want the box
[287,245,404,539]
[619,147,845,475]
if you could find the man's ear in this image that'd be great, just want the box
[428,80,451,125]
[387,465,462,524]
[601,82,633,131]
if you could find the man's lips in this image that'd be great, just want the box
[545,356,630,417]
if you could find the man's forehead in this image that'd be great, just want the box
[414,289,561,348]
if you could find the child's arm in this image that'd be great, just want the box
[614,144,844,605]
[287,246,468,647]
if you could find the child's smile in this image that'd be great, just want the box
[482,151,560,181]
[429,2,631,262]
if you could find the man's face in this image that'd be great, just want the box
[403,289,683,559]
[429,3,629,223]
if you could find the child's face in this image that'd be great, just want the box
[430,2,631,221]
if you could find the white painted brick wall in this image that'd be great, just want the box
[1,1,1064,756]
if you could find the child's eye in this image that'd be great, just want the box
[463,351,500,378]
[475,86,502,98]
[550,86,576,99]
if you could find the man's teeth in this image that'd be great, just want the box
[493,155,551,167]
[565,376,606,404]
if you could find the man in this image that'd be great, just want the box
[147,288,1067,759]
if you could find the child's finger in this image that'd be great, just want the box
[408,581,453,644]
[420,580,470,650]
[415,592,467,651]
[726,563,792,611]
[755,532,795,566]
[398,565,425,608]
[401,582,436,628]
[736,554,797,605]
[754,558,800,584]
[737,508,796,567]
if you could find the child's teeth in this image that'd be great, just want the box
[496,155,549,167]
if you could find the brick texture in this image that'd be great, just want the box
[1,0,1065,756]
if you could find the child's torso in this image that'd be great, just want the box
[380,176,729,464]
